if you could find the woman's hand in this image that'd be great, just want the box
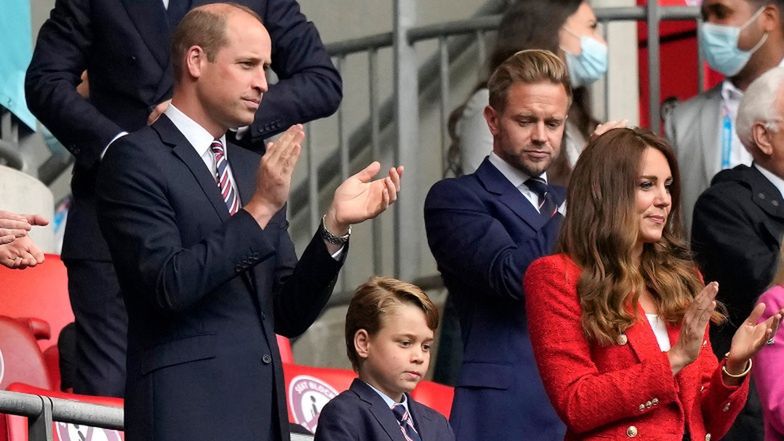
[725,303,784,374]
[668,282,719,375]
[590,119,629,140]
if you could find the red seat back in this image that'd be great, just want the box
[283,363,356,433]
[0,316,52,391]
[3,383,124,441]
[277,335,294,364]
[0,254,72,351]
[410,379,454,419]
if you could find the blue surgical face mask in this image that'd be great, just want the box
[562,28,608,88]
[698,7,768,77]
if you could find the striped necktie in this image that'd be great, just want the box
[524,177,557,219]
[210,140,239,215]
[392,404,422,441]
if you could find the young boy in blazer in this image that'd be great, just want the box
[315,277,454,441]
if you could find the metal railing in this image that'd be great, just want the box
[0,389,122,441]
[297,2,703,291]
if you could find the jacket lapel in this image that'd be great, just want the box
[352,380,406,441]
[698,86,722,186]
[121,0,170,69]
[155,115,229,223]
[226,143,257,208]
[625,304,665,363]
[475,159,548,231]
[408,399,435,441]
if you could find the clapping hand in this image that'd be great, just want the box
[726,303,784,373]
[323,162,404,235]
[0,235,46,269]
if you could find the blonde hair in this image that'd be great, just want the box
[345,277,439,371]
[487,49,573,112]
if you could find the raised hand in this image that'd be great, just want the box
[668,282,718,374]
[590,119,629,141]
[726,303,784,372]
[324,162,404,234]
[0,235,45,269]
[244,125,304,227]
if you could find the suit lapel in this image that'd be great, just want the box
[154,115,229,223]
[352,380,406,441]
[475,159,548,231]
[698,86,722,185]
[625,305,664,363]
[226,143,257,207]
[408,399,434,441]
[121,0,170,69]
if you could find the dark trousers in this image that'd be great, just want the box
[65,259,127,397]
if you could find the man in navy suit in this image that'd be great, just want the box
[25,0,340,396]
[424,49,569,441]
[95,5,399,440]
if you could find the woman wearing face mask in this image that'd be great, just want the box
[446,0,616,185]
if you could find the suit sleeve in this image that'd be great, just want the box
[424,179,560,301]
[752,288,784,437]
[524,257,680,434]
[25,0,122,169]
[96,136,340,319]
[691,189,779,322]
[243,0,341,145]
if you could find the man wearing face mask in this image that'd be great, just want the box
[666,4,784,440]
[665,0,784,235]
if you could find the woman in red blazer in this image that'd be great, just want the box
[524,127,784,441]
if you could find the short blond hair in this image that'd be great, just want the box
[345,277,439,371]
[487,49,572,112]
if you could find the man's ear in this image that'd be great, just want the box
[753,122,775,157]
[354,329,370,360]
[484,105,500,136]
[185,45,206,79]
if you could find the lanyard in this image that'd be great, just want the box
[721,110,733,170]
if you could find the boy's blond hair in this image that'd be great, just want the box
[345,276,439,371]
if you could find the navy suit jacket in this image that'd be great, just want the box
[96,115,342,441]
[26,0,341,261]
[314,379,454,441]
[424,158,565,441]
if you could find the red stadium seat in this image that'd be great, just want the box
[0,254,73,352]
[3,383,124,441]
[283,363,357,433]
[0,316,52,391]
[410,379,454,419]
[277,335,294,364]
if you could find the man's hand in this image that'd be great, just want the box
[0,236,45,269]
[244,125,305,228]
[148,99,172,125]
[324,162,403,234]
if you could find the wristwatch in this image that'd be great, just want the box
[320,214,351,245]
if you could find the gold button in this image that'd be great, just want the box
[705,434,712,441]
[722,403,731,412]
[645,400,652,408]
[639,403,645,411]
[702,339,707,347]
[652,398,659,405]
[626,425,638,437]
[700,385,706,393]
[617,333,628,345]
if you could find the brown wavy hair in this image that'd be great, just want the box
[559,127,724,345]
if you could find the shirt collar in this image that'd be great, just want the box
[754,162,784,199]
[363,381,410,411]
[164,104,226,157]
[487,152,547,188]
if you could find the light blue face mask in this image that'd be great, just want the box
[698,7,768,77]
[562,28,608,88]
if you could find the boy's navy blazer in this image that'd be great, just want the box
[314,379,455,441]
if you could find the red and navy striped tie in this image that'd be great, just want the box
[392,404,422,441]
[210,140,239,215]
